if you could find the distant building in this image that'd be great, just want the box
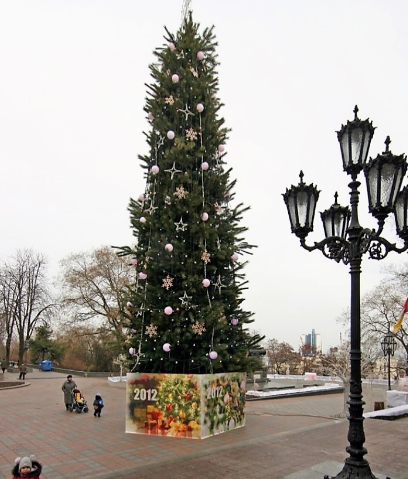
[301,329,322,356]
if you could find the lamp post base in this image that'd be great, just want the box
[324,459,389,479]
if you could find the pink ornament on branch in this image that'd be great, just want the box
[167,130,175,140]
[164,306,173,315]
[197,51,204,60]
[202,278,210,288]
[130,258,138,266]
[201,212,209,221]
[140,217,146,223]
[231,253,239,262]
[151,165,159,174]
[163,343,171,352]
[148,112,154,121]
[218,144,225,152]
[201,161,209,171]
[231,318,239,326]
[168,42,176,51]
[129,347,136,355]
[138,194,145,202]
[126,302,133,308]
[138,272,147,280]
[171,74,179,83]
[196,103,204,113]
[165,243,174,252]
[209,351,218,360]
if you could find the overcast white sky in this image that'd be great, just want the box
[1,0,408,351]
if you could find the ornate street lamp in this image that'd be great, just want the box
[283,106,408,479]
[381,333,397,391]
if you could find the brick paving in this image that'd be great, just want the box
[0,370,406,479]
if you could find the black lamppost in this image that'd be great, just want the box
[381,332,397,391]
[283,106,408,479]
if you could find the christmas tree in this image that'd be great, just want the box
[118,9,263,375]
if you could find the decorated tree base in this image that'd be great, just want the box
[126,372,246,439]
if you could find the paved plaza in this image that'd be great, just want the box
[0,370,407,479]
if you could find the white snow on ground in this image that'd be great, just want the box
[246,382,343,399]
[364,404,408,418]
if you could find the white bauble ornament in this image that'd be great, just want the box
[151,165,159,174]
[209,351,218,360]
[167,130,175,140]
[196,103,204,113]
[171,74,179,83]
[140,217,146,223]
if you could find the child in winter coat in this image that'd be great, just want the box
[93,392,104,417]
[12,455,42,478]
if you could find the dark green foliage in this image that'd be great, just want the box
[117,13,263,374]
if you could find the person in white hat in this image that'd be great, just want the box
[12,455,42,478]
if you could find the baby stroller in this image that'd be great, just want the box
[72,388,89,413]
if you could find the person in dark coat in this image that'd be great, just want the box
[93,392,104,417]
[61,374,77,411]
[12,455,42,478]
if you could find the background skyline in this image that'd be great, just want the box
[1,0,408,351]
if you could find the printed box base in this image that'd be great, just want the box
[126,372,246,439]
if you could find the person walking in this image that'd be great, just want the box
[61,374,77,412]
[1,358,6,374]
[19,363,27,380]
[92,392,104,417]
[12,455,42,478]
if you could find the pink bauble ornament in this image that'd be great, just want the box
[169,42,175,51]
[209,351,218,360]
[167,130,175,140]
[151,165,159,174]
[140,217,146,223]
[129,347,135,355]
[148,112,154,121]
[196,103,204,113]
[165,243,174,252]
[131,258,138,266]
[201,161,209,171]
[138,193,145,201]
[197,51,204,60]
[202,278,210,288]
[126,302,133,308]
[171,74,179,83]
[163,343,171,352]
[231,253,239,262]
[138,272,147,280]
[164,306,173,315]
[231,317,239,326]
[201,212,209,221]
[218,144,225,152]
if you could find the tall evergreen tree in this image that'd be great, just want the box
[118,11,263,374]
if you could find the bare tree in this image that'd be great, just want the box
[0,250,54,363]
[59,246,134,348]
[265,338,300,374]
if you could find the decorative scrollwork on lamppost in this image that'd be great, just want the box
[381,332,397,391]
[283,106,408,479]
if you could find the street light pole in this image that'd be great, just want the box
[381,333,397,391]
[283,106,408,479]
